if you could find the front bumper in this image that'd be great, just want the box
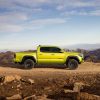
[79,57,84,64]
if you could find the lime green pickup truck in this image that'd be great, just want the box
[14,45,84,69]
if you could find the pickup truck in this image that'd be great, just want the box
[14,45,84,69]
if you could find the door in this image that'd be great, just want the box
[38,47,65,64]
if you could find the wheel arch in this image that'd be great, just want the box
[21,56,36,64]
[66,56,80,64]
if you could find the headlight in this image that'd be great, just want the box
[78,53,84,58]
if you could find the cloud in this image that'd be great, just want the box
[89,10,100,16]
[0,0,49,11]
[0,0,100,16]
[0,11,29,33]
[0,17,67,33]
[56,0,100,10]
[31,18,67,25]
[62,10,87,16]
[0,12,28,24]
[68,1,96,8]
[0,23,23,33]
[62,10,100,16]
[0,0,100,33]
[56,0,100,17]
[0,0,44,16]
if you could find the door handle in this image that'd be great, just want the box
[39,54,42,55]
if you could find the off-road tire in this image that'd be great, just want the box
[24,59,35,69]
[67,59,78,70]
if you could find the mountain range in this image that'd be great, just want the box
[65,43,100,50]
[0,44,100,52]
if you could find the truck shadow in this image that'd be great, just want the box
[35,64,66,69]
[0,63,67,70]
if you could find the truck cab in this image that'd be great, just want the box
[37,45,66,64]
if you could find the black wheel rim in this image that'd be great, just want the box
[25,61,33,68]
[69,61,77,69]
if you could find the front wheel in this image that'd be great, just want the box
[24,59,35,69]
[66,59,78,70]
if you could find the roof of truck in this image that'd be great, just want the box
[38,45,60,47]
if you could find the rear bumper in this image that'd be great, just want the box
[13,59,17,63]
[14,61,22,65]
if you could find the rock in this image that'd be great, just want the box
[6,94,22,100]
[24,95,37,100]
[64,89,78,100]
[73,82,86,100]
[64,89,76,93]
[24,95,49,100]
[20,78,27,83]
[12,86,14,89]
[37,94,49,100]
[0,96,6,100]
[17,84,22,91]
[4,75,21,83]
[0,83,3,85]
[0,76,5,82]
[28,79,34,84]
[4,75,15,83]
[21,78,34,85]
[80,92,100,100]
[44,87,52,92]
[73,82,84,92]
[17,84,21,88]
[15,75,21,81]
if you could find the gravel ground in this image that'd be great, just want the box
[0,62,100,99]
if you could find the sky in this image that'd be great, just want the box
[0,0,100,50]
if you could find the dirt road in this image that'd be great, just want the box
[0,62,100,76]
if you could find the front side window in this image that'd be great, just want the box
[50,47,61,53]
[40,47,50,52]
[40,47,61,53]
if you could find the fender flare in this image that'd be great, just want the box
[66,56,80,64]
[21,56,36,64]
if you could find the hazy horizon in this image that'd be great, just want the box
[0,43,100,52]
[0,0,100,50]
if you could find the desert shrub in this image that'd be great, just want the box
[0,51,14,64]
[65,48,100,63]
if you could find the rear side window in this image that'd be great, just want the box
[40,47,61,53]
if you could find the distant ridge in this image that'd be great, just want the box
[0,43,100,52]
[0,49,27,52]
[64,43,100,50]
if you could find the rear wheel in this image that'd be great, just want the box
[66,59,78,70]
[24,59,35,69]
